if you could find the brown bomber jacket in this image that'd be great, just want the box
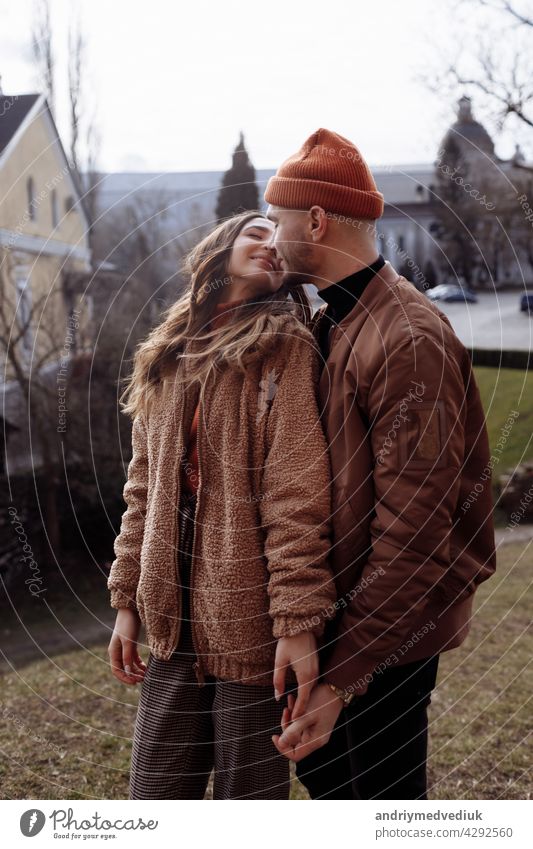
[108,315,337,685]
[315,261,497,696]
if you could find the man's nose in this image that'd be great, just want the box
[265,232,277,251]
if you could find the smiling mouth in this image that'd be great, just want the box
[252,255,279,272]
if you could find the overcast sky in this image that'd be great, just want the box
[0,0,529,173]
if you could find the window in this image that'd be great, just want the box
[51,189,58,229]
[27,177,35,221]
[14,266,33,353]
[64,195,75,214]
[398,235,405,252]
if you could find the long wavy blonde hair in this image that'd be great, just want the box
[119,211,313,419]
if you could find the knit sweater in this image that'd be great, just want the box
[108,313,337,685]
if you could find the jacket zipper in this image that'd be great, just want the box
[190,393,205,686]
[173,391,205,686]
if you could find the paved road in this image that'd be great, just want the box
[432,292,532,352]
[495,523,533,546]
[311,289,533,352]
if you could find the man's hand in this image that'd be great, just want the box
[272,683,344,762]
[273,632,319,719]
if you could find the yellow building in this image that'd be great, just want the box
[1,92,93,473]
[0,92,92,383]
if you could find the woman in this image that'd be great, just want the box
[107,211,336,800]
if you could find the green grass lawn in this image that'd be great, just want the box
[474,366,533,471]
[0,540,530,800]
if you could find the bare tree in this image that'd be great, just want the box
[425,0,533,133]
[92,191,208,311]
[31,0,54,116]
[512,170,533,277]
[67,7,102,241]
[433,141,486,285]
[30,2,101,239]
[83,120,102,236]
[0,249,74,564]
[432,127,531,287]
[68,13,84,177]
[0,247,158,570]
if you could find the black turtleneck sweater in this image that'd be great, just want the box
[316,254,385,361]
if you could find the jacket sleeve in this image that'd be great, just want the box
[259,329,337,639]
[323,333,468,693]
[107,411,149,610]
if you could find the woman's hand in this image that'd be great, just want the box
[273,632,319,719]
[272,684,344,762]
[108,608,147,685]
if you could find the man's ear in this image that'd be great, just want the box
[308,206,328,243]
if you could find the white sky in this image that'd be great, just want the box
[0,0,530,173]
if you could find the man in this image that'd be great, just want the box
[265,128,497,799]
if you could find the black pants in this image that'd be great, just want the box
[295,655,440,800]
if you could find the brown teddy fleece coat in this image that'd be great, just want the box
[108,314,337,685]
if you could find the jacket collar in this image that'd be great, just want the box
[316,262,403,394]
[311,262,402,347]
[334,260,401,331]
[318,254,386,322]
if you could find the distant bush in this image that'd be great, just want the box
[469,348,532,370]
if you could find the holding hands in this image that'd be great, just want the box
[272,684,344,762]
[272,633,345,761]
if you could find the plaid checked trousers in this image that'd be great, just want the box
[129,490,291,800]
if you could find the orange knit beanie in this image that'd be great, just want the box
[264,128,384,220]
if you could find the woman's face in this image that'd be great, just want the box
[225,217,283,299]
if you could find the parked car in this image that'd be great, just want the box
[426,284,478,303]
[520,292,533,313]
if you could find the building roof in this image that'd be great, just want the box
[0,91,92,237]
[373,166,436,205]
[440,95,496,159]
[0,94,40,154]
[96,164,439,215]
